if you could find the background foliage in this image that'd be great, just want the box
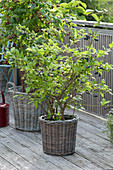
[60,0,113,23]
[81,0,113,23]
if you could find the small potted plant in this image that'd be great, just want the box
[0,0,89,91]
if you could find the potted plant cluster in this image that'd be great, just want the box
[0,0,94,131]
[1,0,113,155]
[6,24,113,155]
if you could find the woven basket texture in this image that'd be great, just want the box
[7,84,46,131]
[0,67,11,92]
[39,115,78,156]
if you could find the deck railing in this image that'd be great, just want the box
[72,20,113,117]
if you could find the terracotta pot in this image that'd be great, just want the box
[0,91,9,127]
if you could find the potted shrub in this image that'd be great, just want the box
[0,0,96,131]
[6,24,113,154]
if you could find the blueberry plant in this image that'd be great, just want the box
[6,26,113,120]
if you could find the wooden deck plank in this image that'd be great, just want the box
[0,156,17,170]
[0,128,81,170]
[10,127,112,170]
[13,133,106,169]
[76,136,113,169]
[63,153,103,170]
[65,108,105,129]
[0,141,40,170]
[1,121,111,170]
[0,131,61,170]
[0,95,112,170]
[78,122,108,145]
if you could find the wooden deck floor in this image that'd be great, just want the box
[0,95,113,170]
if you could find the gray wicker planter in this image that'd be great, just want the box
[39,115,79,156]
[7,82,46,131]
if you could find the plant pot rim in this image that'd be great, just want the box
[39,115,79,124]
[7,89,30,96]
[6,82,31,96]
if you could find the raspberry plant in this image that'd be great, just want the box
[0,0,93,90]
[0,0,91,46]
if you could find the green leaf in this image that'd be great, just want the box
[77,15,86,20]
[63,96,69,101]
[66,105,71,109]
[91,13,99,21]
[26,87,31,93]
[68,1,80,6]
[88,28,92,34]
[34,101,38,109]
[76,6,85,14]
[11,47,16,53]
[101,98,111,106]
[55,104,58,108]
[100,91,104,97]
[109,42,113,48]
[60,3,68,8]
[80,2,87,9]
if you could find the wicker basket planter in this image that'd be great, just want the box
[7,82,46,131]
[39,115,79,156]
